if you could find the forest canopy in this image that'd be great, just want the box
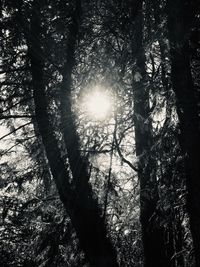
[0,0,200,266]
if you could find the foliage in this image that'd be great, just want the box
[0,0,199,266]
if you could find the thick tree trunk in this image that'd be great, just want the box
[167,1,200,266]
[151,1,185,265]
[28,1,119,266]
[130,3,171,266]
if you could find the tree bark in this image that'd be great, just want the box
[130,2,171,266]
[167,0,200,265]
[28,1,119,266]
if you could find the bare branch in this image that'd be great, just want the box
[0,122,32,141]
[114,132,139,173]
[0,115,34,120]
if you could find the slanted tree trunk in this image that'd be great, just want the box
[130,2,171,266]
[167,0,200,265]
[28,1,119,266]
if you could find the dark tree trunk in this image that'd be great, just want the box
[28,1,119,266]
[167,0,200,265]
[151,1,185,265]
[130,2,171,266]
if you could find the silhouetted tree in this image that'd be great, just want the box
[167,0,200,265]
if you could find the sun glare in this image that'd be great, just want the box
[82,88,113,120]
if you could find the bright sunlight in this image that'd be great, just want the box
[81,86,113,120]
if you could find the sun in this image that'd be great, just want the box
[82,87,113,120]
[87,91,111,119]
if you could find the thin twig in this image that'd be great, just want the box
[0,115,34,120]
[0,122,32,141]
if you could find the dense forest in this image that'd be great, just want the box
[0,0,199,266]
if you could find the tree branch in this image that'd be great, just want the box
[0,122,32,141]
[114,131,139,173]
[0,115,34,120]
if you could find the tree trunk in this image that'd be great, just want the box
[28,1,119,266]
[130,3,171,266]
[167,0,200,265]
